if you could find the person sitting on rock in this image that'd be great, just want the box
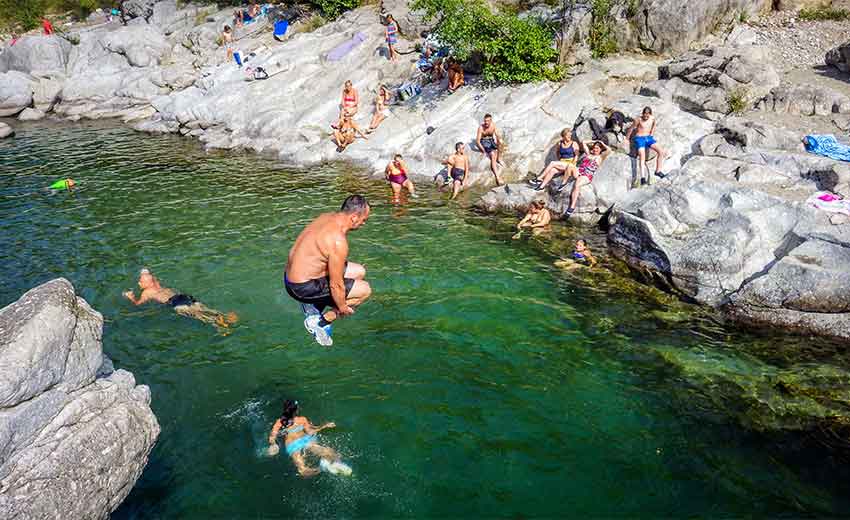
[367,85,392,133]
[333,80,359,129]
[267,399,350,477]
[554,239,598,270]
[385,154,417,202]
[333,115,368,152]
[42,18,54,35]
[476,114,503,186]
[559,140,610,219]
[626,106,666,187]
[532,128,581,191]
[513,199,551,239]
[123,268,238,329]
[443,142,469,200]
[446,59,465,93]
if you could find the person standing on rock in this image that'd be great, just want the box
[385,14,399,62]
[283,195,373,346]
[626,106,666,187]
[123,268,238,329]
[222,25,234,63]
[476,114,503,186]
[385,154,417,202]
[443,142,469,200]
[532,128,581,191]
[559,140,610,219]
[42,17,54,35]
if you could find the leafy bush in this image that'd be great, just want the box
[0,0,107,31]
[312,0,358,19]
[799,6,850,21]
[589,0,617,58]
[412,0,562,83]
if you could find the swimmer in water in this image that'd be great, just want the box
[512,199,551,239]
[267,399,350,477]
[123,268,238,329]
[385,154,417,202]
[554,239,598,270]
[50,179,76,191]
[284,195,372,346]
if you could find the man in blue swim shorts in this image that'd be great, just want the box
[626,106,667,188]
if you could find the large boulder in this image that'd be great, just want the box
[0,279,159,519]
[0,122,13,138]
[101,25,171,68]
[758,83,850,117]
[826,41,850,74]
[641,45,780,118]
[0,36,71,75]
[0,71,34,117]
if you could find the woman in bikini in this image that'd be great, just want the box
[560,140,610,219]
[267,399,347,477]
[385,154,416,202]
[333,115,368,152]
[554,239,598,270]
[513,199,551,239]
[385,14,399,62]
[333,80,359,129]
[368,85,392,133]
[532,128,581,191]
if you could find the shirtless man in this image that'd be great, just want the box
[123,268,237,329]
[284,195,373,346]
[625,106,666,187]
[476,114,503,186]
[443,142,469,200]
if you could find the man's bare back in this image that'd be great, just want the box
[286,213,347,283]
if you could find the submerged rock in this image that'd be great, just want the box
[0,279,159,519]
[0,122,13,138]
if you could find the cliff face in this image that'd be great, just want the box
[0,279,159,520]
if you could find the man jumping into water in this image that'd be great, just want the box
[284,195,373,346]
[123,268,238,329]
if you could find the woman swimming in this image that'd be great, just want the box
[386,154,417,202]
[512,199,551,239]
[554,239,598,269]
[267,400,348,477]
[560,140,610,219]
[368,85,392,133]
[532,128,581,191]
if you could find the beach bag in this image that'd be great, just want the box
[397,83,421,101]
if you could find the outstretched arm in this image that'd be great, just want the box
[268,419,283,445]
[305,420,336,435]
[516,213,532,230]
[123,289,153,306]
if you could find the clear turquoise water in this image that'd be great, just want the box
[2,122,849,517]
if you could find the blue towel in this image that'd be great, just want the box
[274,20,288,37]
[804,134,850,162]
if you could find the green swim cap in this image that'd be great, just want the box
[50,179,70,190]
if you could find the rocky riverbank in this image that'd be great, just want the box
[0,279,159,519]
[1,0,849,342]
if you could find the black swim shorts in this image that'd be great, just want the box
[284,274,355,311]
[167,294,197,308]
[450,167,465,181]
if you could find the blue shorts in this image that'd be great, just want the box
[286,435,315,456]
[633,135,657,150]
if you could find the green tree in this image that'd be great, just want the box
[412,0,561,82]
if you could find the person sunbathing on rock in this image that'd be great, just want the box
[367,85,392,133]
[476,114,503,186]
[123,268,238,329]
[333,115,368,152]
[333,80,359,129]
[560,140,610,219]
[554,239,598,270]
[512,199,551,239]
[443,142,469,200]
[267,399,351,477]
[532,128,581,191]
[446,58,465,93]
[626,106,666,187]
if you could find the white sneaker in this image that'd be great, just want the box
[304,315,333,346]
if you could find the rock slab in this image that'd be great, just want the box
[0,279,159,520]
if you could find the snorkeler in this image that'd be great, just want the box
[267,399,351,477]
[554,239,598,270]
[123,268,238,328]
[283,195,372,346]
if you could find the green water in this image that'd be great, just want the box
[2,122,849,517]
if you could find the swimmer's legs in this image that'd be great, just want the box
[344,262,366,280]
[175,303,238,328]
[292,451,320,478]
[307,442,341,462]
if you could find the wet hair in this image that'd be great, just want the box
[484,113,492,120]
[642,106,652,115]
[532,199,546,209]
[280,399,298,426]
[576,238,587,247]
[455,142,463,151]
[341,194,369,214]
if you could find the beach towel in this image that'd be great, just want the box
[804,134,850,162]
[807,191,850,216]
[326,32,367,61]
